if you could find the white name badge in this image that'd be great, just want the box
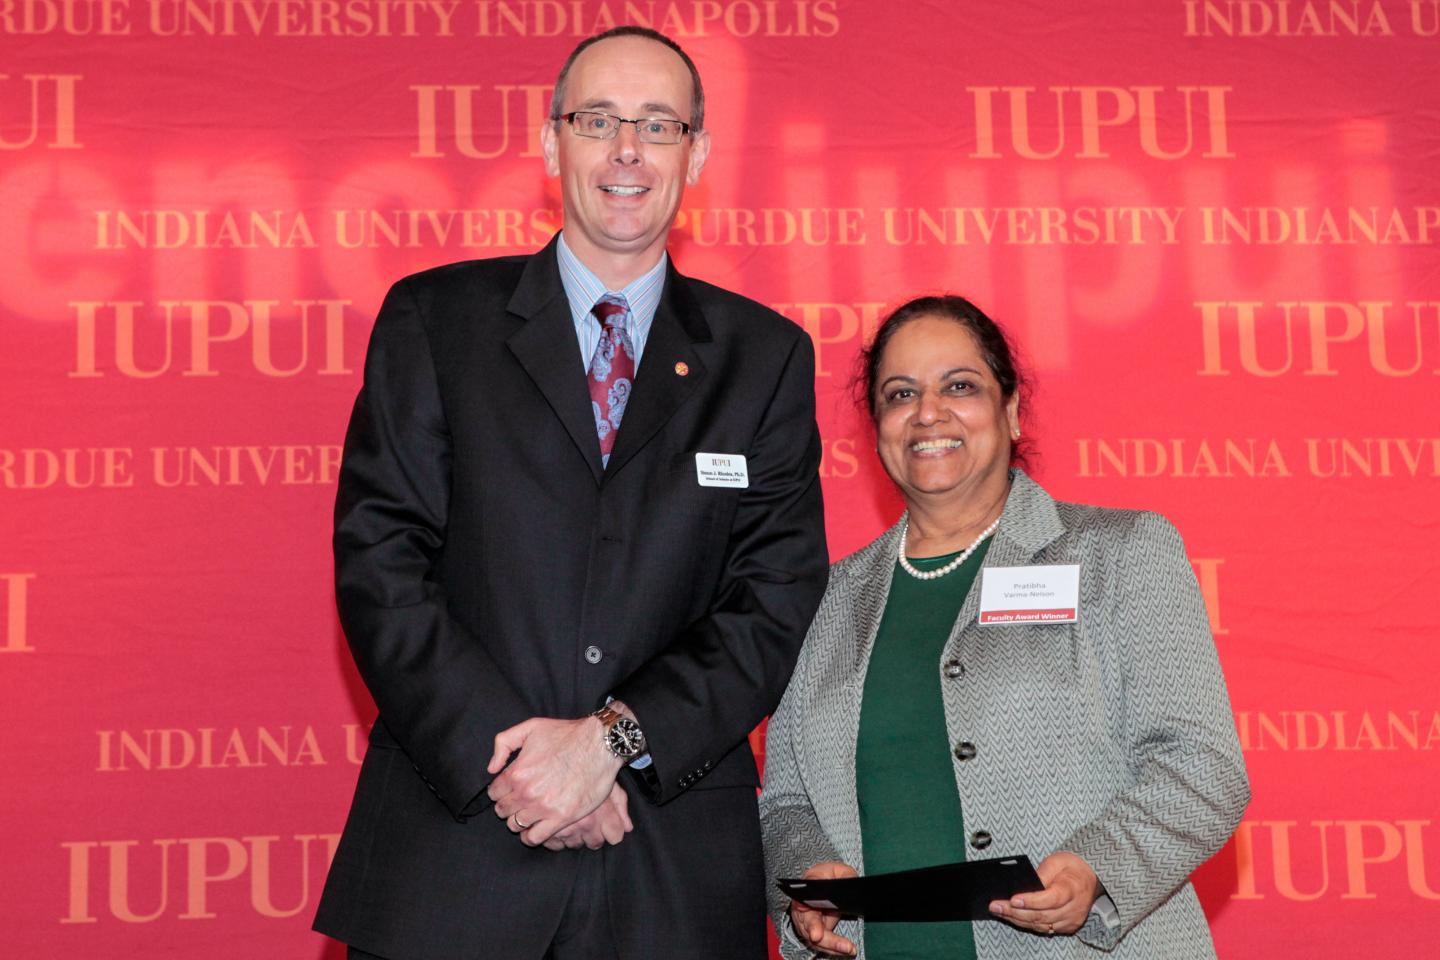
[978,564,1081,625]
[695,453,749,488]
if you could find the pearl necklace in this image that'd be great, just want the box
[897,514,1002,581]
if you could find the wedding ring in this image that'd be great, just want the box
[513,814,532,830]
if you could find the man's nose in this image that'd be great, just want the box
[609,122,643,164]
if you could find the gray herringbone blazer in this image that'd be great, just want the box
[759,471,1249,959]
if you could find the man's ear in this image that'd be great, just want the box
[685,129,711,185]
[541,120,560,177]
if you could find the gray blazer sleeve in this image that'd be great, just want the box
[1063,512,1251,949]
[759,611,845,960]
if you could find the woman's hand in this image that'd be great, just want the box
[988,850,1101,937]
[789,861,859,957]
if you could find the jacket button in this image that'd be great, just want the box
[970,831,993,851]
[953,741,977,761]
[942,659,965,679]
[584,646,603,664]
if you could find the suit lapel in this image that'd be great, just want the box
[800,521,902,869]
[604,262,711,478]
[951,527,1028,637]
[505,238,605,485]
[848,522,901,678]
[950,470,1067,647]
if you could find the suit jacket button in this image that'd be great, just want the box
[953,741,977,761]
[970,831,993,851]
[942,659,965,679]
[584,646,603,664]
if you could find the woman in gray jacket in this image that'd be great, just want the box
[759,295,1249,959]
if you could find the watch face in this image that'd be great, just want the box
[606,717,646,759]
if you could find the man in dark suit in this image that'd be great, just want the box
[313,25,828,960]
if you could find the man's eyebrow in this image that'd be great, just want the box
[570,99,683,120]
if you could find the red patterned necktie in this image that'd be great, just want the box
[587,295,636,466]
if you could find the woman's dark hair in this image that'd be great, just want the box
[854,295,1033,467]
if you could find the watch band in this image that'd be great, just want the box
[593,704,625,728]
[593,705,646,761]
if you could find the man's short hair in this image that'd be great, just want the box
[549,26,706,133]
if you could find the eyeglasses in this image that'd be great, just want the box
[559,111,691,145]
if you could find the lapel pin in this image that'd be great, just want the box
[674,361,689,376]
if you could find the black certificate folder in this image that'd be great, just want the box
[777,856,1044,922]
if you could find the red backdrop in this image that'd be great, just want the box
[4,2,1439,956]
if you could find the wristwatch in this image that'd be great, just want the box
[593,705,646,761]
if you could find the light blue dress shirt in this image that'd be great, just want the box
[555,232,667,372]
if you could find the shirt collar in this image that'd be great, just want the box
[556,231,667,333]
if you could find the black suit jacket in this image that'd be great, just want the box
[313,236,828,960]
